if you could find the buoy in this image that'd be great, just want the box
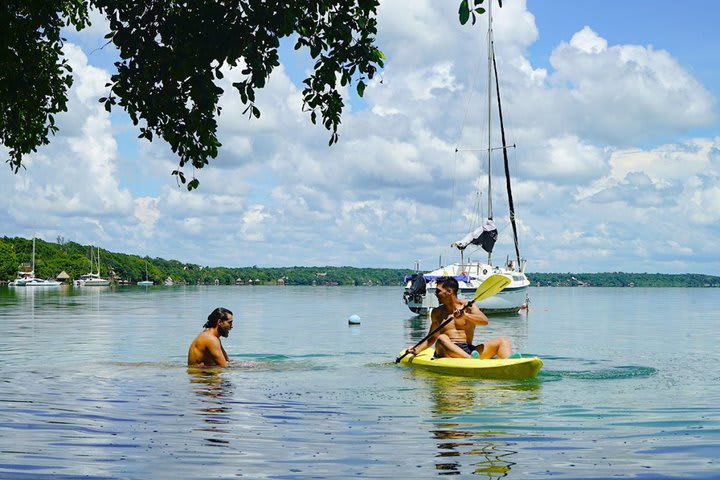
[348,314,361,325]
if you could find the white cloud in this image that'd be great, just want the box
[134,197,161,233]
[548,27,716,144]
[240,205,271,242]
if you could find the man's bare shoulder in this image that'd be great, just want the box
[192,330,220,347]
[431,305,450,321]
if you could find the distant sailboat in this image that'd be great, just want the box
[137,261,153,286]
[75,246,111,286]
[10,237,61,287]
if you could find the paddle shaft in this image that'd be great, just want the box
[394,299,478,364]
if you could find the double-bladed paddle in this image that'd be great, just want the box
[395,274,512,363]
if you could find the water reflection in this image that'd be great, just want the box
[404,315,429,345]
[188,368,234,446]
[416,372,540,478]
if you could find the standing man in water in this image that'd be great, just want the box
[406,277,512,359]
[188,307,234,367]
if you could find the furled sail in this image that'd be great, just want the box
[452,218,497,253]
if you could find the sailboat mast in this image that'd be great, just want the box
[492,41,521,269]
[486,0,494,264]
[32,237,36,273]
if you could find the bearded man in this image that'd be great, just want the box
[187,307,234,367]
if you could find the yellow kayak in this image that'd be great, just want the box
[398,348,543,379]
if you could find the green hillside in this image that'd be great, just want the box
[1,237,718,287]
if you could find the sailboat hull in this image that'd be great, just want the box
[403,262,529,315]
[77,279,110,287]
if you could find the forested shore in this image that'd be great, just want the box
[1,237,718,287]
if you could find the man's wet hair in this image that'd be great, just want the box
[437,276,459,294]
[204,307,233,328]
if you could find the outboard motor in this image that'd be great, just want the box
[403,273,427,304]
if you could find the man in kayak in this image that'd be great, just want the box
[188,307,234,367]
[406,277,511,359]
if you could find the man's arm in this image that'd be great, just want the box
[458,302,489,326]
[205,337,229,367]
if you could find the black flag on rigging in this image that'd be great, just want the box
[452,219,498,253]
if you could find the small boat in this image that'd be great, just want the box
[10,237,60,287]
[76,273,111,287]
[75,246,110,286]
[402,1,529,316]
[9,268,34,286]
[398,348,542,379]
[137,261,153,286]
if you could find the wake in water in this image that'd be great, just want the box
[538,355,658,380]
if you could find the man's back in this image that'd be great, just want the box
[188,331,226,367]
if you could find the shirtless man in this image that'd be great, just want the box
[406,277,511,359]
[187,307,234,367]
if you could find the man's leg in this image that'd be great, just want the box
[435,334,472,358]
[479,336,512,359]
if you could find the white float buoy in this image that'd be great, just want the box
[348,314,361,325]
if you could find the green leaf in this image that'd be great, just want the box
[357,81,366,98]
[458,0,470,25]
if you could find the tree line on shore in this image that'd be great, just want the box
[1,237,718,287]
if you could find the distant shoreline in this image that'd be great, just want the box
[2,236,718,287]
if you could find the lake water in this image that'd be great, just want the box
[0,285,718,479]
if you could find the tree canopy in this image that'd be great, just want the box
[1,0,90,173]
[1,0,384,189]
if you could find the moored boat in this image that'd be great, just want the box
[404,261,529,315]
[9,268,34,287]
[75,246,110,286]
[137,261,153,286]
[9,237,60,287]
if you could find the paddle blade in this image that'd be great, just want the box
[472,274,511,303]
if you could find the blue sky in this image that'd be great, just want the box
[2,0,719,275]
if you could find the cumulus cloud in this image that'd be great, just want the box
[548,26,716,144]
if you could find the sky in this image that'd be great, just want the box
[2,0,719,275]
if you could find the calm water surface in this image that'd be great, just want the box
[0,285,718,479]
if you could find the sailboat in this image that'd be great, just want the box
[75,246,111,286]
[8,263,34,287]
[137,261,153,286]
[10,237,61,287]
[403,0,530,315]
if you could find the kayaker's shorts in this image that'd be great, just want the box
[433,342,485,358]
[455,342,479,355]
